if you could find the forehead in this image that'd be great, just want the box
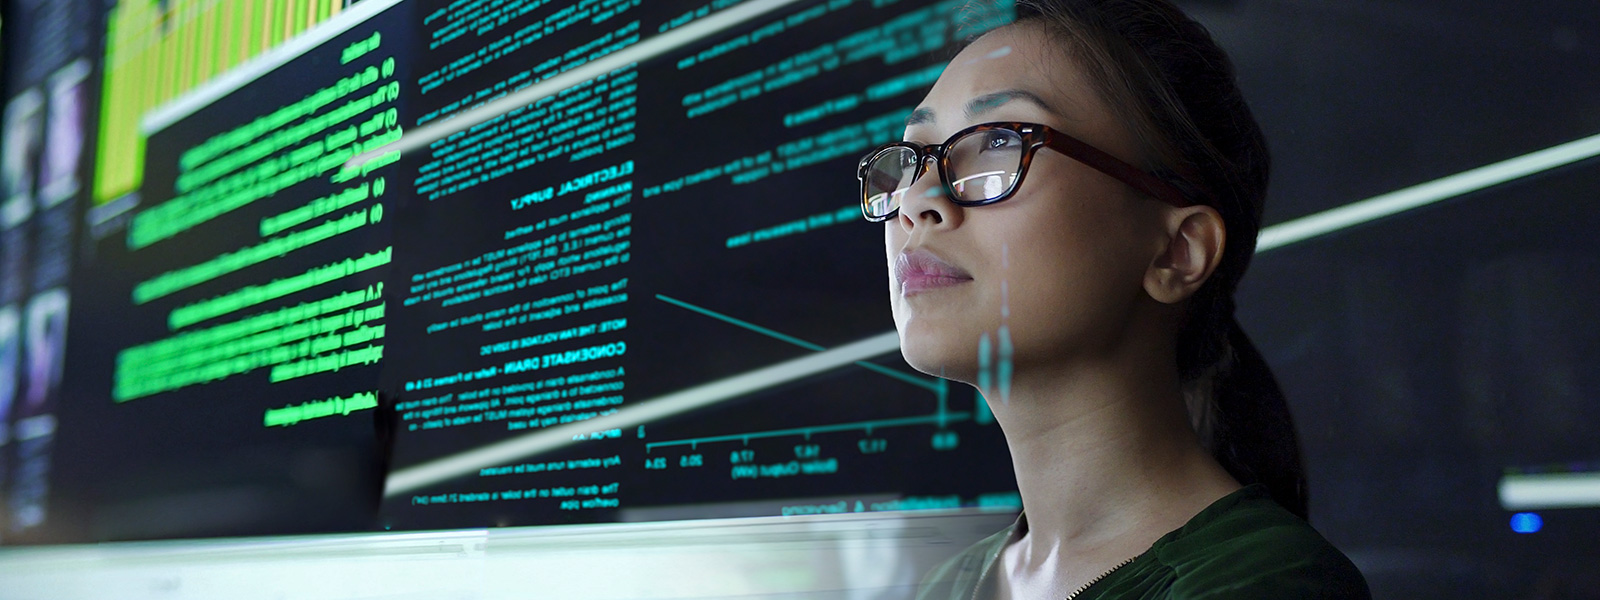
[916,25,1111,133]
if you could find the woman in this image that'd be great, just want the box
[857,1,1370,597]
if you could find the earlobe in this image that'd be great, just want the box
[1144,207,1225,304]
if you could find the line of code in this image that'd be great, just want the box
[113,31,402,406]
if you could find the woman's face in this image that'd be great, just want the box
[887,25,1169,385]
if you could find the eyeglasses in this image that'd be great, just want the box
[856,121,1192,222]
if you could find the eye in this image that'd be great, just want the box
[982,131,1019,151]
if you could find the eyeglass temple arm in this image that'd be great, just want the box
[1040,130,1193,208]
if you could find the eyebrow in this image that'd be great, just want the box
[903,89,1060,128]
[906,107,935,127]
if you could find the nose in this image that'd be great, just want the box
[896,156,963,232]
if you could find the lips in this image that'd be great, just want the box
[894,249,974,295]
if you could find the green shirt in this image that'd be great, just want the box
[917,485,1371,599]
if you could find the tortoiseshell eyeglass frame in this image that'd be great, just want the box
[857,121,1193,222]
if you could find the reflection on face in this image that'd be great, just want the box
[886,24,1166,387]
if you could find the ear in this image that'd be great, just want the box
[1144,206,1226,305]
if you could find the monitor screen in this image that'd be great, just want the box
[39,0,1022,541]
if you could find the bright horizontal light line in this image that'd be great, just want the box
[1257,131,1600,252]
[384,331,902,497]
[952,171,1005,185]
[1498,471,1600,511]
[344,0,807,171]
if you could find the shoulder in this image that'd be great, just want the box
[915,521,1013,600]
[1153,486,1372,600]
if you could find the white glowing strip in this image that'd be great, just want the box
[141,0,406,134]
[345,0,807,170]
[1498,471,1600,511]
[1257,131,1600,252]
[384,331,901,497]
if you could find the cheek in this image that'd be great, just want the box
[987,190,1153,362]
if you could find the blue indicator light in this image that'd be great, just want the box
[1510,512,1542,534]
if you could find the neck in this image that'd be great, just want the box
[982,349,1239,569]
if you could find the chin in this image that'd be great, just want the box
[894,318,979,384]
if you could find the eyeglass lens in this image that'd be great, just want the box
[862,128,1025,219]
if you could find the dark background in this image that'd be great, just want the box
[1192,0,1600,595]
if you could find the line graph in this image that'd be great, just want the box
[643,412,971,453]
[646,294,971,454]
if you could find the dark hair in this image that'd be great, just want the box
[1010,0,1308,518]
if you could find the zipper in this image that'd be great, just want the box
[975,546,1140,600]
[1063,555,1139,600]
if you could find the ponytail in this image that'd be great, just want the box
[1211,320,1307,519]
[1183,318,1307,520]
